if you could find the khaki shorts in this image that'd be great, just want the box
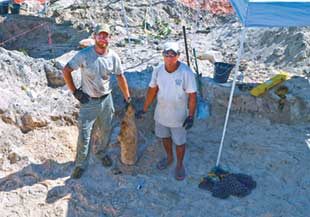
[155,121,186,145]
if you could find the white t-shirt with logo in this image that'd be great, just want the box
[149,62,197,128]
[68,46,123,97]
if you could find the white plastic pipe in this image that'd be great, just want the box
[215,28,247,167]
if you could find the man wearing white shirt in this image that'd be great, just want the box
[137,42,197,180]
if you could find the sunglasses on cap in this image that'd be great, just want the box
[163,50,178,57]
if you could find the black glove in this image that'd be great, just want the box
[73,88,89,104]
[183,116,194,130]
[135,110,146,119]
[125,96,132,104]
[124,97,132,109]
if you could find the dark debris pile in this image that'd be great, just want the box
[199,167,256,199]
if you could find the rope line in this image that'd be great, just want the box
[0,22,49,46]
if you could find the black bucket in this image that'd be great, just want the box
[0,2,9,15]
[213,62,235,83]
[10,3,20,14]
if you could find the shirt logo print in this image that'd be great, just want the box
[175,79,182,86]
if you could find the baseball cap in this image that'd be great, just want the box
[94,24,111,35]
[163,42,180,54]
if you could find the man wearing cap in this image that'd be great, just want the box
[62,24,131,179]
[137,42,197,180]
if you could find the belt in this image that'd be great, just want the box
[90,94,109,100]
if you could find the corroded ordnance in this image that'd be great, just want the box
[118,104,138,165]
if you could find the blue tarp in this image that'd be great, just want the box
[230,0,310,27]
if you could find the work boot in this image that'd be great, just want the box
[71,167,85,179]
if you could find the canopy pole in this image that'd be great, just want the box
[195,0,201,32]
[215,28,247,167]
[121,0,131,47]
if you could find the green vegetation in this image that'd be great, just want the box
[17,48,28,56]
[141,18,172,39]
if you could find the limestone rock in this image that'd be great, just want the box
[197,50,223,63]
[79,38,95,49]
[8,152,21,164]
[1,111,16,125]
[44,63,66,87]
[20,113,48,133]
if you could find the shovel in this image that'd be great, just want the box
[193,48,210,119]
[182,26,191,66]
[182,26,209,120]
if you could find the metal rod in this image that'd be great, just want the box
[182,26,190,67]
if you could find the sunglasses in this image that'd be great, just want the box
[96,33,109,40]
[163,51,178,57]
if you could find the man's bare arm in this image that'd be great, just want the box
[116,74,130,101]
[62,65,76,93]
[143,86,158,112]
[188,92,197,117]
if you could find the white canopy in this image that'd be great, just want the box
[216,0,310,166]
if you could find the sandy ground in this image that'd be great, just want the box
[1,1,310,216]
[0,113,309,217]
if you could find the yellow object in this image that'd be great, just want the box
[250,72,289,97]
